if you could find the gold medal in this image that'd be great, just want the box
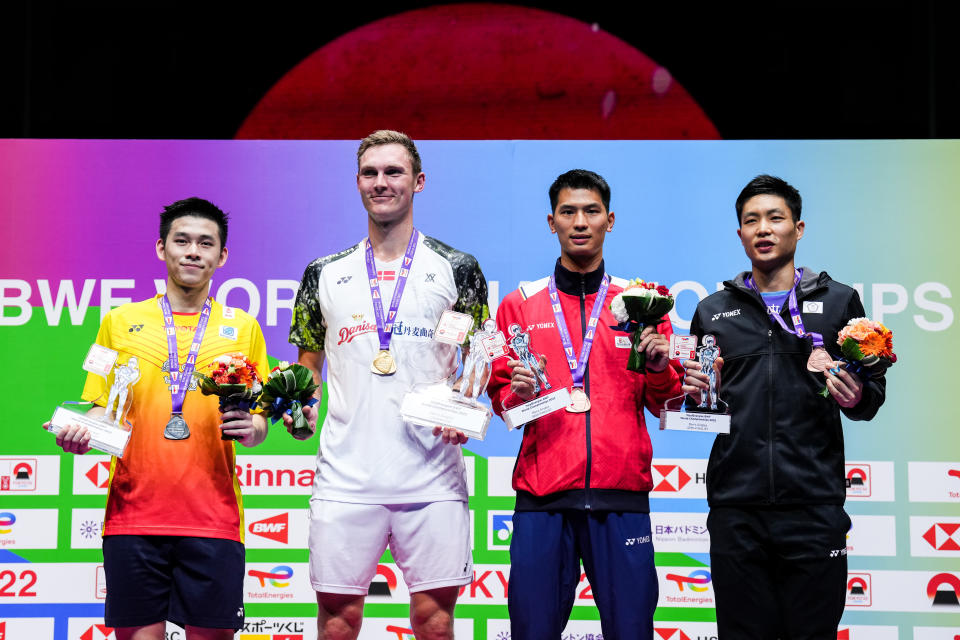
[806,346,835,373]
[371,349,397,375]
[566,387,591,413]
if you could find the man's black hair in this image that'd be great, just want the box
[735,175,802,225]
[159,197,229,248]
[549,169,611,212]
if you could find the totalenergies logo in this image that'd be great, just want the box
[248,565,293,588]
[0,512,16,534]
[665,569,711,592]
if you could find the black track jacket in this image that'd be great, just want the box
[689,267,886,507]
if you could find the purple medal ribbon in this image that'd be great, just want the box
[745,268,824,348]
[547,273,610,388]
[158,295,213,413]
[364,229,419,351]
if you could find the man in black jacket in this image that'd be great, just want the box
[682,175,886,639]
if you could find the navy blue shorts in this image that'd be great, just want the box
[103,535,245,631]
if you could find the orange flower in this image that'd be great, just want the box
[858,332,888,357]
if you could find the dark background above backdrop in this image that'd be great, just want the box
[2,1,957,140]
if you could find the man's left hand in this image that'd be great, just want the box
[432,426,468,445]
[825,366,863,408]
[637,326,670,372]
[221,406,266,446]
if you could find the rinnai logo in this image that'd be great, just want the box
[337,319,378,345]
[80,624,116,640]
[368,564,399,597]
[655,628,692,640]
[235,461,314,490]
[927,572,960,607]
[845,573,871,607]
[653,465,691,492]
[922,522,960,551]
[249,513,289,544]
[85,461,112,488]
[845,464,871,497]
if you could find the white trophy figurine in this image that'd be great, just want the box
[697,335,721,411]
[659,333,731,435]
[47,344,139,457]
[459,319,497,399]
[104,357,141,425]
[508,323,551,394]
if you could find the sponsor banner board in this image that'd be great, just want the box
[0,508,58,549]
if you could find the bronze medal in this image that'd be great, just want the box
[371,349,397,376]
[566,387,591,413]
[806,346,835,373]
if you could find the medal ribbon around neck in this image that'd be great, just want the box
[547,273,610,389]
[745,268,824,348]
[158,295,213,414]
[364,229,419,355]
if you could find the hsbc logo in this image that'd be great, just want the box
[651,459,707,498]
[922,522,960,552]
[249,513,289,544]
[79,624,116,640]
[846,573,871,607]
[85,461,111,489]
[845,464,871,497]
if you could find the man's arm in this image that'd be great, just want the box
[833,290,886,420]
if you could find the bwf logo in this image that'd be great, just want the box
[248,512,289,544]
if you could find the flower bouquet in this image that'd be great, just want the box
[819,318,897,397]
[196,353,263,440]
[609,279,675,373]
[259,361,320,440]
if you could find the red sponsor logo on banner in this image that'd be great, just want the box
[653,465,691,492]
[922,522,960,551]
[655,627,692,640]
[249,513,289,544]
[80,624,116,640]
[927,572,960,607]
[85,461,111,488]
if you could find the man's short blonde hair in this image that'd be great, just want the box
[357,130,422,175]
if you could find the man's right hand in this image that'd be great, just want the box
[47,422,92,455]
[281,401,319,440]
[508,355,547,402]
[681,357,724,396]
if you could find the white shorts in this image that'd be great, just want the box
[308,499,473,595]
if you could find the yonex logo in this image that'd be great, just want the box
[829,548,847,557]
[337,275,353,284]
[711,309,741,321]
[127,324,143,333]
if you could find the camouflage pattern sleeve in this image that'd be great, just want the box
[289,260,326,352]
[422,235,490,330]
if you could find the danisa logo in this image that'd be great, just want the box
[337,318,378,345]
[0,512,16,534]
[489,513,513,548]
[368,564,399,597]
[922,522,960,552]
[845,573,871,607]
[249,513,289,544]
[845,464,871,497]
[85,460,112,489]
[927,572,960,607]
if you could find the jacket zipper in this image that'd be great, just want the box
[581,273,592,510]
[767,327,775,503]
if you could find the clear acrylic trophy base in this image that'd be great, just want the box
[659,394,731,434]
[501,387,571,430]
[48,406,132,457]
[400,383,493,441]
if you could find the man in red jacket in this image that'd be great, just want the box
[487,169,681,640]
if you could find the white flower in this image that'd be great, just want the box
[610,294,628,323]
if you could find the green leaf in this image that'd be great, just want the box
[840,337,864,361]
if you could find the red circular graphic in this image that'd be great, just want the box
[237,4,718,140]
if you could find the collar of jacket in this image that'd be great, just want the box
[553,258,606,296]
[727,265,830,298]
